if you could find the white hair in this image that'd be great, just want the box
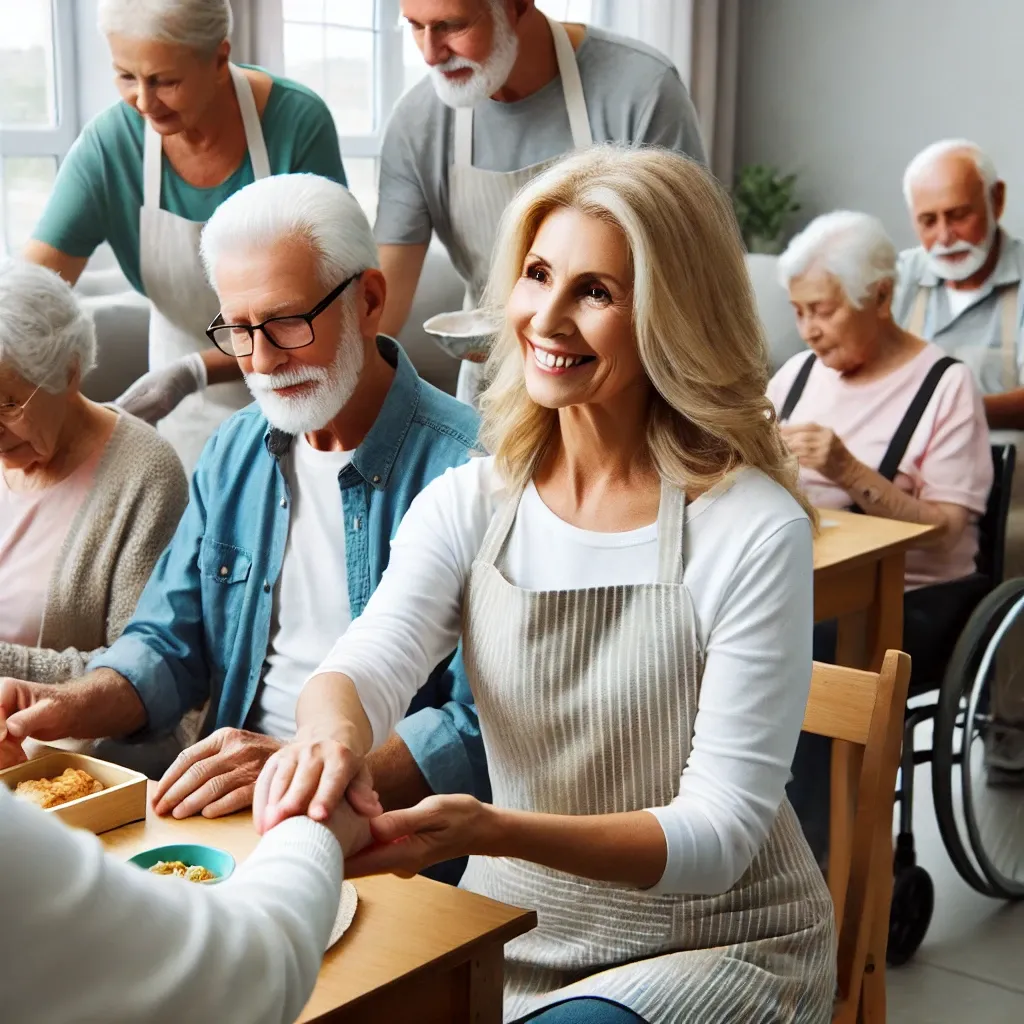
[777,211,897,308]
[0,261,97,393]
[98,0,233,54]
[200,174,380,291]
[902,139,999,207]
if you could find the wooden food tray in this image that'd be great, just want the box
[0,750,147,835]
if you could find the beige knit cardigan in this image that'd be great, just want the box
[0,412,188,682]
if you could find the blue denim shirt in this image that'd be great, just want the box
[91,338,489,802]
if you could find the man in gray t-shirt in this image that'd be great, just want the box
[376,0,706,402]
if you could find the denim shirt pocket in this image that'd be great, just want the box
[198,540,253,675]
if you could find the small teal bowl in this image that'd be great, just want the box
[128,843,235,885]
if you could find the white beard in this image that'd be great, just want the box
[429,7,519,108]
[245,309,365,435]
[924,214,998,283]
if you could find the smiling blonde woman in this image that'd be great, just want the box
[257,147,837,1024]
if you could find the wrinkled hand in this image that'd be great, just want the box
[153,728,281,819]
[345,794,491,878]
[0,678,77,768]
[326,798,374,858]
[115,353,207,424]
[780,423,856,483]
[253,735,381,835]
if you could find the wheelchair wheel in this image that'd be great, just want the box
[887,865,934,967]
[933,577,1024,899]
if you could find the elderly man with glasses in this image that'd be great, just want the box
[0,175,485,879]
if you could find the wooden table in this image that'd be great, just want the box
[813,509,935,1023]
[101,801,536,1023]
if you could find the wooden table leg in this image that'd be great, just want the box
[862,552,906,1024]
[467,945,504,1023]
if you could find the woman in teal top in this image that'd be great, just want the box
[25,0,347,472]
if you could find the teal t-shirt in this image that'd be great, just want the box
[32,69,347,296]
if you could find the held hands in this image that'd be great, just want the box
[780,423,857,484]
[153,728,282,819]
[253,734,381,835]
[115,353,207,425]
[344,794,492,878]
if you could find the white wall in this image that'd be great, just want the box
[735,0,1024,249]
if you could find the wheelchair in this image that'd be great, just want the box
[888,443,1024,965]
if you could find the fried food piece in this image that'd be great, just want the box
[148,860,216,883]
[14,768,103,809]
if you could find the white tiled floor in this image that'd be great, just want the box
[886,726,1024,1023]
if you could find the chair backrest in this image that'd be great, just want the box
[801,651,911,1023]
[976,443,1016,583]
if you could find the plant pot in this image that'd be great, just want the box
[747,234,784,256]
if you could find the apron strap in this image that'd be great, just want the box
[907,286,929,337]
[778,352,816,423]
[999,284,1019,391]
[476,482,525,568]
[547,17,592,149]
[142,119,163,210]
[656,480,687,585]
[230,64,271,180]
[452,16,592,169]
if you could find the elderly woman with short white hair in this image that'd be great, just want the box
[24,0,347,473]
[0,260,186,685]
[767,211,993,860]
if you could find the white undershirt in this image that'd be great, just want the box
[2,785,342,1024]
[945,284,984,320]
[315,459,814,895]
[250,433,353,740]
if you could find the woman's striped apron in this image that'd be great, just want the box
[460,480,836,1023]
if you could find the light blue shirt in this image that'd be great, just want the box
[90,338,488,805]
[893,230,1024,394]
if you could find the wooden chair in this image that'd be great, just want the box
[802,650,912,1023]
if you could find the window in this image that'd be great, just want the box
[0,0,77,256]
[278,0,598,221]
[280,0,429,222]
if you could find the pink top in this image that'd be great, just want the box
[0,446,104,646]
[767,342,993,589]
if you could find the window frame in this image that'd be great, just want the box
[0,0,79,252]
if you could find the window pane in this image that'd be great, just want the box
[285,24,375,135]
[402,24,429,96]
[344,157,378,226]
[0,0,56,127]
[2,156,56,255]
[283,1,325,22]
[324,0,375,29]
[535,0,593,20]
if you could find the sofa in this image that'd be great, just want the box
[77,246,806,403]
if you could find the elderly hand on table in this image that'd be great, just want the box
[153,728,284,819]
[780,423,858,484]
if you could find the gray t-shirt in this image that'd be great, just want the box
[375,26,707,249]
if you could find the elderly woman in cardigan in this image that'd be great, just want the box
[251,147,836,1024]
[0,260,186,691]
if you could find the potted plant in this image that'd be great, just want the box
[732,164,801,255]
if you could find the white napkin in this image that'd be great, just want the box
[327,881,359,949]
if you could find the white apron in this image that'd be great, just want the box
[460,481,836,1023]
[138,64,268,474]
[447,17,593,406]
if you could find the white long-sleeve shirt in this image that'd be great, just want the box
[1,785,341,1024]
[315,459,814,895]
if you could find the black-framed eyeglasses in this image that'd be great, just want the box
[206,273,362,358]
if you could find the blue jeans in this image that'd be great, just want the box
[512,998,647,1023]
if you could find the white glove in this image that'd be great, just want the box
[115,353,208,425]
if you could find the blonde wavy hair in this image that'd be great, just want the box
[478,145,814,522]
